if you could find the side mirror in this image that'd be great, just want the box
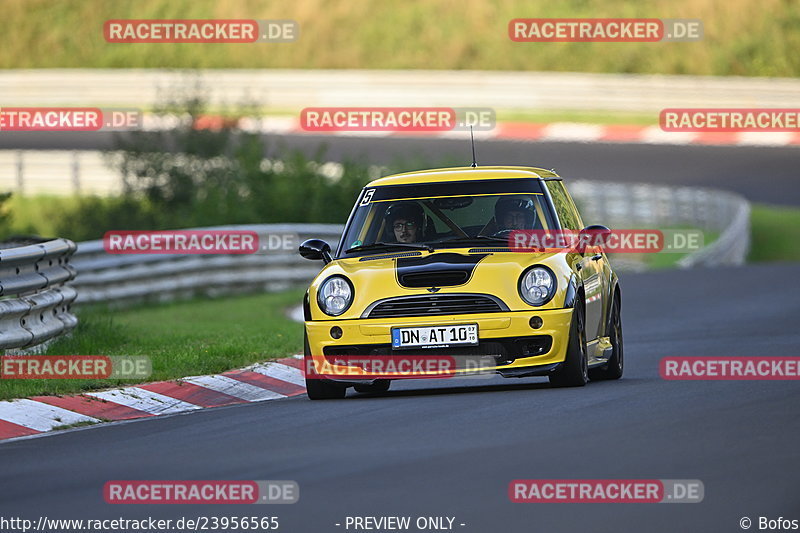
[578,225,611,254]
[299,239,332,264]
[580,224,611,237]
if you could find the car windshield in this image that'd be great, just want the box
[338,178,557,257]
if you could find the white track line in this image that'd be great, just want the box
[541,123,605,142]
[0,399,99,431]
[736,131,795,146]
[184,375,285,401]
[640,125,697,144]
[87,387,201,415]
[250,362,306,387]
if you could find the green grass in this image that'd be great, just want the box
[495,110,656,126]
[613,203,800,266]
[0,289,305,400]
[605,229,717,270]
[1,0,798,76]
[749,204,800,262]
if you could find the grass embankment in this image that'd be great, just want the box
[0,290,305,401]
[609,203,800,268]
[748,205,800,262]
[1,0,798,76]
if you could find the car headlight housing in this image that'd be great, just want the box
[519,266,556,306]
[317,276,354,316]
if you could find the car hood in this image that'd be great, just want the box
[308,249,574,320]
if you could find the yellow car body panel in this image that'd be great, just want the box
[365,166,560,187]
[306,307,574,378]
[307,250,578,322]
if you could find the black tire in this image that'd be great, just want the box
[304,331,347,400]
[549,300,589,388]
[354,380,391,394]
[589,293,623,381]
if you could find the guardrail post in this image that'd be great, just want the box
[71,151,81,194]
[15,150,24,194]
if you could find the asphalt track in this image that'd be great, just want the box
[2,132,799,205]
[1,262,798,533]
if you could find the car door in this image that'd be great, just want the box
[545,180,604,342]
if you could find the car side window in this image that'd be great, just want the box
[546,180,583,230]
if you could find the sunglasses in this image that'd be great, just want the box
[393,221,417,231]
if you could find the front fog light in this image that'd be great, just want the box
[519,266,556,306]
[318,276,353,316]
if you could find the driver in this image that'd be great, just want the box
[385,202,425,243]
[494,197,536,231]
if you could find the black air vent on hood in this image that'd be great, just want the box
[396,253,488,288]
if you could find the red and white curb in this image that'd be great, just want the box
[189,116,800,148]
[0,356,306,442]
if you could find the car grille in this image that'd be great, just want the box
[467,247,513,253]
[323,335,552,365]
[364,294,507,319]
[399,271,469,287]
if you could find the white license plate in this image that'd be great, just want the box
[391,324,478,349]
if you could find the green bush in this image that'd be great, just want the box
[48,95,374,241]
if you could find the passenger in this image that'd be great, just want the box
[494,197,536,231]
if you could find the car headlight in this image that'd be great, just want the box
[519,266,556,306]
[317,276,354,316]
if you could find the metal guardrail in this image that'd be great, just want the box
[71,225,342,305]
[571,180,751,269]
[0,238,78,350]
[1,69,798,112]
[70,182,750,305]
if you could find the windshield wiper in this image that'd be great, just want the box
[344,242,434,254]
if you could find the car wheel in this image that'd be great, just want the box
[304,331,347,400]
[589,293,623,381]
[549,300,589,388]
[354,380,391,394]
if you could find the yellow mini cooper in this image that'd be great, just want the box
[299,166,622,399]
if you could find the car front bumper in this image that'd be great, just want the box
[305,308,573,383]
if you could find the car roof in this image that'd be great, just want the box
[365,166,560,187]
